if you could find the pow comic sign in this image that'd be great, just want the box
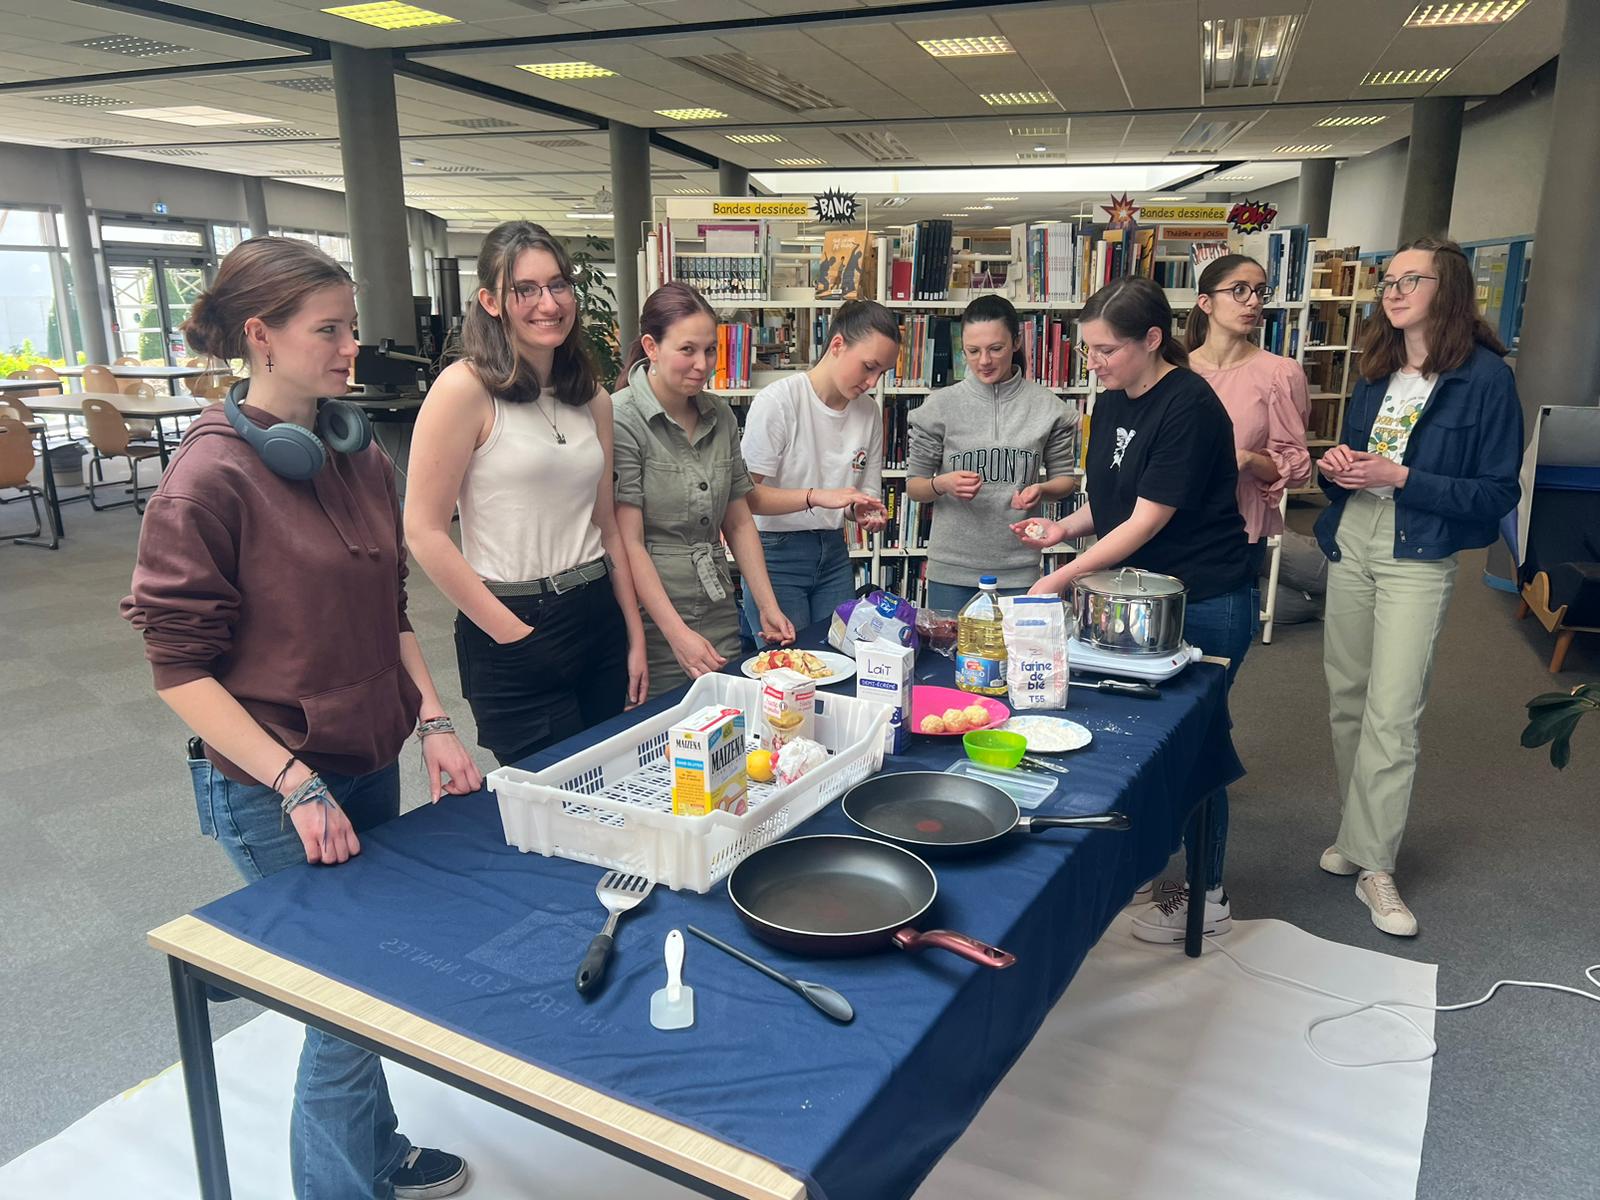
[1228,200,1279,234]
[813,189,860,224]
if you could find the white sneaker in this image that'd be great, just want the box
[1131,886,1232,943]
[1125,879,1181,909]
[1320,845,1360,876]
[1356,871,1418,937]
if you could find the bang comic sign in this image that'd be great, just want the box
[1228,199,1279,234]
[813,189,859,224]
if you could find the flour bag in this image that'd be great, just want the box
[1000,596,1069,710]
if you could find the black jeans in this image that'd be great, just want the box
[454,577,629,767]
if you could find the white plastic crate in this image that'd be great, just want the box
[488,674,891,893]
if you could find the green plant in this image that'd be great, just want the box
[569,236,621,388]
[0,339,62,376]
[1522,683,1600,769]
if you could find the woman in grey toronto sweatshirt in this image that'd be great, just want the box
[906,295,1081,612]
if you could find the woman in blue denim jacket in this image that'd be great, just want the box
[1313,236,1523,937]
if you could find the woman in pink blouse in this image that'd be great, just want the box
[1186,253,1312,582]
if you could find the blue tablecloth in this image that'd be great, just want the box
[194,641,1241,1200]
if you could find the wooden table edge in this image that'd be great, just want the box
[148,915,805,1200]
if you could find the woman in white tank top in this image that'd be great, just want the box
[405,222,647,765]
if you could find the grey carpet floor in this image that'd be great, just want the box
[1,495,1596,1199]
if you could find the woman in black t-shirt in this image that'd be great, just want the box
[1015,276,1252,946]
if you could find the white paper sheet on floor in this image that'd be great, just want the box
[0,917,1434,1200]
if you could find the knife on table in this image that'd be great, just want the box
[1071,674,1160,698]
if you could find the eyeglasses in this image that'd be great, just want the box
[509,278,574,304]
[1205,281,1274,304]
[1074,338,1136,366]
[1374,273,1438,299]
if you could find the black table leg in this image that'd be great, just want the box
[157,418,172,469]
[1185,793,1211,958]
[169,956,233,1200]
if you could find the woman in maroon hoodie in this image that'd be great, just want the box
[122,237,480,1200]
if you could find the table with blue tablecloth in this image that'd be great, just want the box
[151,636,1241,1200]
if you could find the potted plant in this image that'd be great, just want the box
[1522,683,1600,768]
[568,236,621,388]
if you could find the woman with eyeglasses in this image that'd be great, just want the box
[1015,276,1252,944]
[1186,254,1312,583]
[1314,236,1522,937]
[407,221,649,767]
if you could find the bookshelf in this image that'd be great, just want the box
[641,197,1332,603]
[1294,244,1377,494]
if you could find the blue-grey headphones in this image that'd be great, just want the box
[224,378,372,480]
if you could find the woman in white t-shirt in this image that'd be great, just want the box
[739,300,896,631]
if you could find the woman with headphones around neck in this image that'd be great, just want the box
[406,221,648,767]
[122,236,480,1199]
[1315,236,1522,937]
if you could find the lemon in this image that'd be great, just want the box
[746,749,774,783]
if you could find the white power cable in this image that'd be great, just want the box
[1200,939,1600,1069]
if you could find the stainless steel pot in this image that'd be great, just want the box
[1072,567,1186,655]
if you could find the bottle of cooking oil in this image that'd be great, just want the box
[956,576,1007,696]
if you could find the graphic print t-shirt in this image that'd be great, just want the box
[1084,367,1250,602]
[740,372,882,532]
[1365,368,1436,499]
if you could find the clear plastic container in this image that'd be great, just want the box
[955,575,1008,696]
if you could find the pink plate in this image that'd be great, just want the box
[908,686,1011,737]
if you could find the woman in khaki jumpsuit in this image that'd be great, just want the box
[613,283,796,699]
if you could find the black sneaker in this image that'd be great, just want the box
[391,1147,468,1198]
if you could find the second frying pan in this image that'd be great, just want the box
[842,771,1129,857]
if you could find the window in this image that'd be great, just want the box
[100,222,206,248]
[0,205,77,366]
[212,223,244,256]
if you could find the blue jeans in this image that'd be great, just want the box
[1178,580,1257,891]
[925,581,1031,614]
[189,757,411,1200]
[745,529,856,637]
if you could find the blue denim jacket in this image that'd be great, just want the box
[1315,344,1524,562]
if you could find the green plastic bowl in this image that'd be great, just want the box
[963,729,1027,769]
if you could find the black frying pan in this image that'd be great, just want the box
[726,834,1016,968]
[842,772,1130,857]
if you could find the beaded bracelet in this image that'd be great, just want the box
[280,773,332,820]
[417,715,455,738]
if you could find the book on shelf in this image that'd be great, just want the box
[1042,490,1092,555]
[672,253,767,302]
[814,230,876,300]
[712,323,754,390]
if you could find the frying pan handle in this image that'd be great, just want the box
[893,928,1017,969]
[1020,811,1131,832]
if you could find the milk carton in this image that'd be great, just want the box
[856,641,914,755]
[670,705,748,816]
[757,667,815,753]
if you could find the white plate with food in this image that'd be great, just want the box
[999,715,1093,753]
[739,647,856,684]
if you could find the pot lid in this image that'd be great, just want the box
[1076,567,1186,597]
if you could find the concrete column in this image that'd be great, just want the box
[406,209,429,299]
[331,43,417,347]
[243,176,269,238]
[718,159,750,198]
[1515,0,1600,415]
[609,121,652,351]
[56,150,111,364]
[1398,96,1464,246]
[1297,158,1335,238]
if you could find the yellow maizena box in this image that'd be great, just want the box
[670,705,749,816]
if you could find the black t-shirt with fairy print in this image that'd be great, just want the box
[1085,366,1250,602]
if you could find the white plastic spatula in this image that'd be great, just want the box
[650,929,695,1030]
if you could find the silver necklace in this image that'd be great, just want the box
[535,395,566,444]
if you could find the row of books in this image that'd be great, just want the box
[876,558,929,609]
[880,480,933,551]
[671,254,767,302]
[1241,227,1311,304]
[891,314,959,388]
[890,220,958,302]
[881,394,919,470]
[1257,309,1302,358]
[712,322,755,390]
[1020,316,1089,388]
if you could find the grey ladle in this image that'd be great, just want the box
[686,925,855,1023]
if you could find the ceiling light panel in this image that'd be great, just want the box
[680,52,837,112]
[878,196,910,208]
[1362,67,1453,86]
[517,62,614,79]
[1405,1,1525,27]
[240,126,318,138]
[265,76,338,94]
[1316,114,1389,126]
[322,3,459,29]
[110,106,281,127]
[63,137,130,146]
[1203,15,1300,91]
[980,91,1057,106]
[917,36,1015,58]
[985,196,1020,201]
[674,187,711,194]
[446,117,517,129]
[1009,125,1065,137]
[963,205,994,211]
[654,107,728,121]
[70,35,190,57]
[837,129,916,163]
[1274,143,1334,153]
[149,148,205,157]
[1015,151,1065,161]
[725,133,783,144]
[527,137,586,147]
[773,157,826,166]
[1213,172,1255,182]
